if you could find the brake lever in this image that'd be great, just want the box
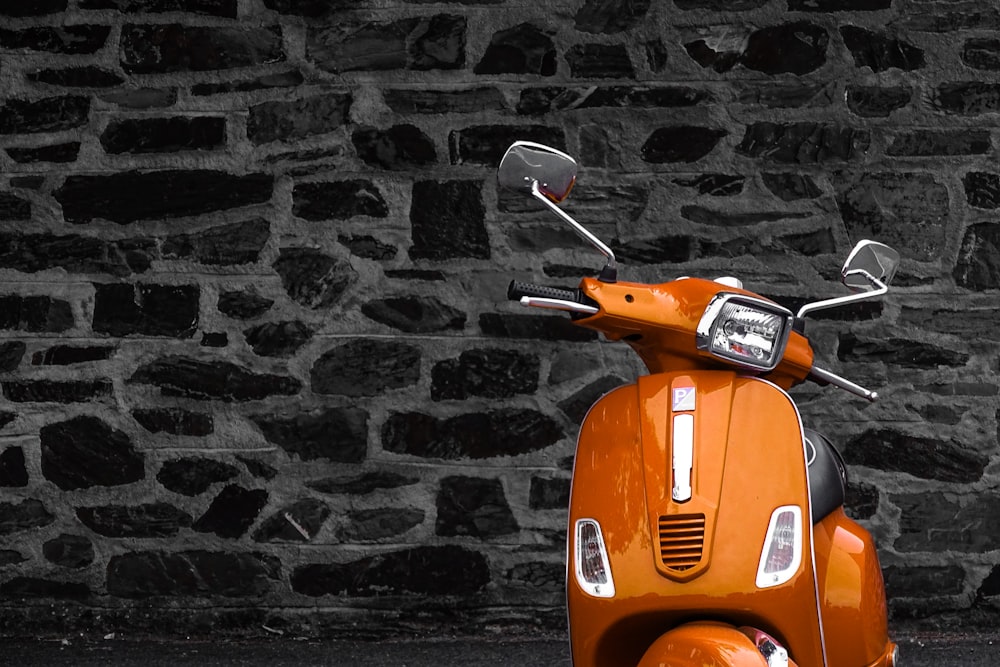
[520,296,599,315]
[809,365,879,402]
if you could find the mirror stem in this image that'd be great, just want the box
[796,276,888,319]
[530,181,617,282]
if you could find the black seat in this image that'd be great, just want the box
[803,429,847,524]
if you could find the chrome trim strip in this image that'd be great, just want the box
[672,414,694,503]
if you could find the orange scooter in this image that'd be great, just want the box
[497,142,902,667]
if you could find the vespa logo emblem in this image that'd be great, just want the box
[672,387,696,412]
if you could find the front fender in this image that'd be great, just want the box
[637,622,795,667]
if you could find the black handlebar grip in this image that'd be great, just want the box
[507,280,578,303]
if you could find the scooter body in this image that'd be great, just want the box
[495,141,901,666]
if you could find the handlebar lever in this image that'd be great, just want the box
[810,365,879,402]
[520,296,599,315]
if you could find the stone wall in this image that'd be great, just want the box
[0,0,998,639]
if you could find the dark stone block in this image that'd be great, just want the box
[641,126,726,163]
[9,177,43,189]
[529,477,570,510]
[93,283,199,338]
[0,342,26,371]
[121,24,282,74]
[893,492,1000,552]
[846,85,912,117]
[107,550,280,598]
[55,170,273,224]
[202,331,229,346]
[308,15,465,73]
[191,69,304,95]
[100,88,177,108]
[77,503,192,537]
[450,125,563,167]
[741,22,828,75]
[3,379,113,404]
[844,428,987,483]
[101,116,225,154]
[157,458,238,496]
[129,356,302,401]
[737,122,869,163]
[900,305,1000,342]
[306,471,419,495]
[673,174,744,196]
[0,25,109,54]
[43,534,94,568]
[566,44,634,78]
[681,205,813,227]
[932,82,1000,115]
[887,129,991,156]
[0,232,155,276]
[840,26,924,73]
[0,0,67,15]
[6,142,80,163]
[134,408,213,436]
[248,93,351,145]
[293,180,388,221]
[844,481,878,521]
[81,0,236,16]
[917,382,998,397]
[252,407,368,463]
[431,348,539,400]
[410,180,489,260]
[506,561,563,589]
[382,408,562,460]
[339,507,424,541]
[0,447,27,487]
[272,247,357,309]
[912,403,963,425]
[0,295,73,333]
[558,376,626,423]
[436,475,518,537]
[353,125,436,170]
[0,413,15,430]
[163,219,269,266]
[0,499,54,534]
[0,96,90,134]
[218,289,273,319]
[383,87,506,114]
[788,0,889,8]
[29,66,124,88]
[965,172,1000,209]
[339,235,397,260]
[884,565,964,598]
[832,172,948,261]
[0,194,31,220]
[244,321,312,357]
[644,38,668,71]
[737,82,838,109]
[362,296,465,333]
[978,565,1000,599]
[575,0,649,33]
[761,173,823,201]
[193,485,268,538]
[838,333,968,369]
[40,416,144,490]
[384,269,446,281]
[311,339,419,397]
[479,312,598,342]
[262,0,336,16]
[291,545,489,597]
[0,577,89,599]
[963,38,1000,71]
[474,23,556,76]
[955,222,1000,290]
[252,498,330,542]
[0,550,26,566]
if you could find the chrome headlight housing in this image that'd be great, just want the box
[695,294,794,371]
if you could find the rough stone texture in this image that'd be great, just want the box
[0,0,993,641]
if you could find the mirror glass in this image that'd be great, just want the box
[841,240,900,292]
[497,141,578,203]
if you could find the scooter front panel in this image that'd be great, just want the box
[567,372,827,667]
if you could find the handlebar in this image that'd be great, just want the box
[809,365,878,402]
[508,280,579,302]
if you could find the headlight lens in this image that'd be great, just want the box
[696,294,793,371]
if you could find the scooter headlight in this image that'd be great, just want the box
[696,294,794,372]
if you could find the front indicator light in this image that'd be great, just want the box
[574,519,615,598]
[696,294,793,372]
[756,506,803,588]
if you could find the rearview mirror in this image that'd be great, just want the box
[497,141,578,203]
[841,240,900,292]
